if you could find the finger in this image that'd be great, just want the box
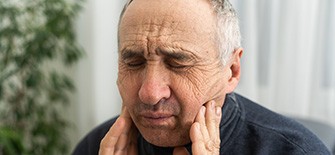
[212,106,222,149]
[115,107,137,152]
[120,106,132,125]
[99,107,137,155]
[193,101,222,153]
[205,101,222,151]
[205,101,217,138]
[189,122,207,154]
[195,106,210,140]
[99,117,126,155]
[173,147,190,155]
[190,122,203,142]
[215,106,222,130]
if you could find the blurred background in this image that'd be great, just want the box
[1,0,334,154]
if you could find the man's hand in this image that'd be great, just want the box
[173,101,222,155]
[99,107,138,155]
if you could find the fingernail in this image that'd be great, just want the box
[210,101,215,109]
[201,106,206,115]
[216,106,221,116]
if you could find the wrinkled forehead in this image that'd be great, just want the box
[123,0,214,15]
[119,0,217,35]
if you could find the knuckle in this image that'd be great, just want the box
[205,141,214,151]
[205,139,221,154]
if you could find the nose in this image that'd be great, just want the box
[138,66,171,105]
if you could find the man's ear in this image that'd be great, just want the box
[225,48,243,93]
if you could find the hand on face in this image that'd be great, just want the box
[173,101,222,155]
[99,100,221,155]
[99,107,138,155]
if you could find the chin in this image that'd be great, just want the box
[140,128,190,147]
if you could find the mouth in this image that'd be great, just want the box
[139,112,175,128]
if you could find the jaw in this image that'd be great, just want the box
[138,126,191,147]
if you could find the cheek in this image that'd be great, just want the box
[171,72,210,122]
[180,99,202,123]
[117,70,141,106]
[173,68,226,111]
[174,69,213,104]
[201,68,228,106]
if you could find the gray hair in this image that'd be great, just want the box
[118,0,241,65]
[211,0,241,64]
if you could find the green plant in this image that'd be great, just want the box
[0,0,83,154]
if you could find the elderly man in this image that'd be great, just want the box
[73,0,330,154]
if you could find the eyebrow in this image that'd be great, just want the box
[121,49,143,60]
[120,48,196,61]
[159,49,194,61]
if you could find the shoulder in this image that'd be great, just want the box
[232,94,330,154]
[72,117,119,155]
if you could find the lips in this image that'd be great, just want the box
[139,112,175,127]
[141,112,173,119]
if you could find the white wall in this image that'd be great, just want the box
[73,0,126,146]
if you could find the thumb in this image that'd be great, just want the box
[173,147,190,155]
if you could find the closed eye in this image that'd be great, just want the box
[121,50,146,69]
[126,61,145,67]
[124,57,146,69]
[159,49,195,71]
[164,59,191,70]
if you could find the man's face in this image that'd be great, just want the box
[117,0,233,147]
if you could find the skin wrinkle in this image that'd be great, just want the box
[117,0,242,147]
[122,5,213,48]
[120,41,202,67]
[119,45,223,145]
[120,14,216,60]
[118,0,241,64]
[186,62,225,104]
